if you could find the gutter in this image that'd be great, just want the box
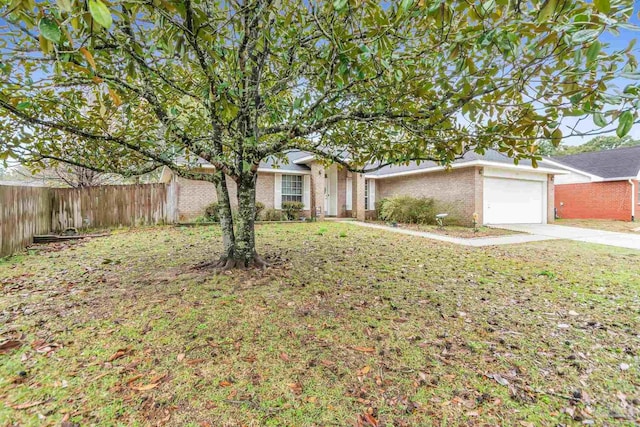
[629,179,636,222]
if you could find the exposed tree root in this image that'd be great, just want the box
[193,253,269,271]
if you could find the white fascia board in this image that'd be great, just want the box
[257,168,311,175]
[541,158,602,181]
[292,155,315,164]
[364,160,565,179]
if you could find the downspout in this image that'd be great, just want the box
[629,179,636,222]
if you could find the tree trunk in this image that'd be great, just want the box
[210,172,266,270]
[215,172,235,260]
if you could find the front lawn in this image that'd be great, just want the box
[1,223,639,426]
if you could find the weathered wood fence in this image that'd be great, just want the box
[0,183,177,258]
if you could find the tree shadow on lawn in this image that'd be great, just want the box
[1,223,639,426]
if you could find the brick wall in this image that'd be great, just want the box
[376,167,480,224]
[177,173,275,220]
[555,180,637,221]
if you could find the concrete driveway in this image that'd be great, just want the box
[492,223,640,251]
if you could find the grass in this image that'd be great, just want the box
[1,222,639,426]
[369,220,517,238]
[556,219,640,233]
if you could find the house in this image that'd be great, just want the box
[164,149,565,225]
[545,146,640,221]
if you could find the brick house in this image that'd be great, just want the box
[163,149,564,225]
[545,146,640,221]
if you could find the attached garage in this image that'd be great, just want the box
[482,168,548,224]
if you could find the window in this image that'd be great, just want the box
[282,174,303,203]
[364,179,369,210]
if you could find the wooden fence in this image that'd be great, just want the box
[0,185,51,259]
[0,183,176,258]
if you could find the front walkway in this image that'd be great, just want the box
[341,221,556,247]
[493,223,640,251]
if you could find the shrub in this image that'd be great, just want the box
[262,208,284,221]
[378,196,436,224]
[203,202,220,222]
[282,201,304,220]
[255,202,265,220]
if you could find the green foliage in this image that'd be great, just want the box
[1,0,637,178]
[542,135,640,156]
[254,202,265,220]
[262,208,284,221]
[378,196,437,225]
[204,203,220,222]
[282,201,305,220]
[378,196,466,226]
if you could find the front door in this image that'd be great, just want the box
[324,165,338,216]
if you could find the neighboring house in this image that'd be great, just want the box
[162,149,565,225]
[545,146,640,221]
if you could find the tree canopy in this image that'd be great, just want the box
[538,134,640,155]
[1,0,639,267]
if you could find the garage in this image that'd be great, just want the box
[483,176,546,224]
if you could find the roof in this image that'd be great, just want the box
[366,149,564,176]
[176,151,311,172]
[551,146,640,180]
[177,148,564,176]
[260,151,311,172]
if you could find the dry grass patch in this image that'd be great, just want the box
[1,223,639,426]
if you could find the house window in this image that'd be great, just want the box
[364,179,370,210]
[282,174,303,203]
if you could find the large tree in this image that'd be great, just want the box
[0,0,638,268]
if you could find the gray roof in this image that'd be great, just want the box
[552,146,640,179]
[260,150,311,172]
[176,150,311,172]
[367,149,563,176]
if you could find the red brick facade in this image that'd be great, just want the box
[555,180,638,221]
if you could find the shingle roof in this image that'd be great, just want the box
[176,151,311,172]
[552,146,640,179]
[260,151,311,172]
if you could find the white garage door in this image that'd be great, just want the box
[483,177,544,224]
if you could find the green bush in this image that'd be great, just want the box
[262,208,284,221]
[204,202,220,222]
[255,202,265,220]
[378,196,436,224]
[282,201,305,220]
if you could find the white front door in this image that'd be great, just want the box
[324,165,338,216]
[483,177,545,224]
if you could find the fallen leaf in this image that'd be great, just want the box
[280,352,290,362]
[362,412,378,427]
[219,380,232,387]
[288,382,303,395]
[126,374,144,385]
[353,346,375,353]
[186,358,206,366]
[131,382,159,391]
[177,353,185,362]
[10,400,47,409]
[358,366,371,375]
[108,348,130,362]
[0,340,23,354]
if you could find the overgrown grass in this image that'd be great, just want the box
[1,223,639,426]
